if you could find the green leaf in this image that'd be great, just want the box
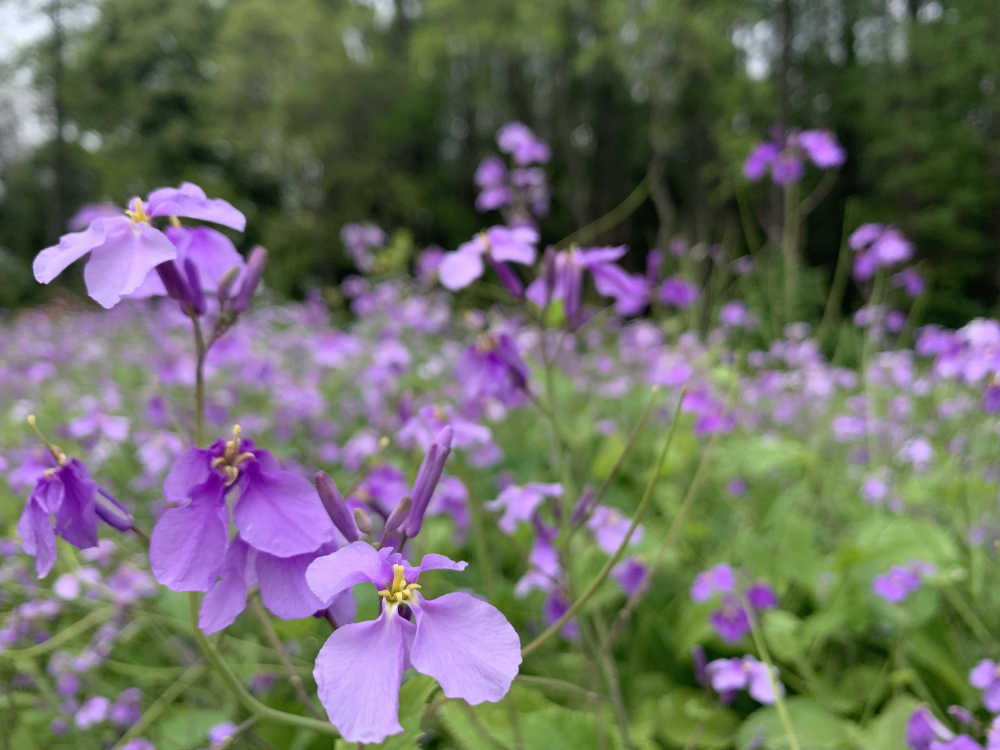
[151,708,231,750]
[859,695,922,750]
[654,687,741,749]
[380,674,438,749]
[737,697,859,750]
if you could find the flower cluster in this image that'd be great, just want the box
[744,129,845,184]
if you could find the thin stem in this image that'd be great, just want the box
[113,664,206,748]
[186,592,339,737]
[0,606,116,661]
[248,597,324,719]
[189,312,207,445]
[817,201,858,347]
[609,428,719,642]
[557,176,649,248]
[521,389,683,658]
[515,674,608,702]
[567,388,660,541]
[744,597,801,750]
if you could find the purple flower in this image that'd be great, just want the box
[456,333,530,408]
[150,425,334,593]
[306,542,521,743]
[691,564,735,602]
[438,226,538,291]
[659,276,699,309]
[971,659,1000,712]
[33,182,244,308]
[497,121,551,165]
[129,226,246,300]
[587,505,642,554]
[797,130,847,167]
[341,223,386,272]
[208,721,239,746]
[710,596,753,642]
[525,246,648,325]
[907,706,955,750]
[18,426,132,578]
[612,557,648,596]
[895,268,926,297]
[872,561,934,603]
[850,223,914,281]
[75,695,110,728]
[486,482,563,533]
[705,656,783,704]
[404,426,453,538]
[743,129,844,184]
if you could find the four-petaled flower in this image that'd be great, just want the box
[34,183,245,308]
[306,541,521,743]
[705,656,783,705]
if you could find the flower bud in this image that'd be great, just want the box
[182,258,206,316]
[353,507,373,535]
[382,496,412,540]
[216,265,241,307]
[155,261,192,306]
[314,471,359,542]
[93,488,133,532]
[231,246,268,313]
[486,256,523,298]
[404,426,453,538]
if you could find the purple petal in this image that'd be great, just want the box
[256,551,326,619]
[199,537,252,634]
[313,610,411,743]
[404,552,468,583]
[150,477,228,591]
[985,680,1000,713]
[18,488,59,578]
[410,592,521,704]
[83,222,178,308]
[54,460,99,550]
[438,248,485,290]
[971,660,996,689]
[146,182,246,231]
[747,660,781,704]
[306,541,394,602]
[163,447,213,505]
[706,658,747,693]
[232,464,333,557]
[167,226,246,292]
[33,219,111,283]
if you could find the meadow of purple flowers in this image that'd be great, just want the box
[2,123,1000,749]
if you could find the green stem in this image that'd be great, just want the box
[0,606,116,661]
[557,177,649,248]
[817,201,857,347]
[744,600,801,750]
[113,664,206,748]
[189,312,207,445]
[186,593,339,737]
[521,389,683,658]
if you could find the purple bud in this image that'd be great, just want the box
[314,472,360,542]
[231,246,268,313]
[382,496,412,541]
[182,258,206,316]
[353,507,373,535]
[94,488,133,532]
[155,261,192,305]
[486,256,524,298]
[216,265,241,306]
[404,426,453,538]
[571,487,597,525]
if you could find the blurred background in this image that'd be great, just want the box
[0,0,997,324]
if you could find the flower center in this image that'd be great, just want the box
[210,425,256,486]
[476,333,498,353]
[124,198,151,225]
[378,564,421,605]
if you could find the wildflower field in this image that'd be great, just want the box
[2,120,1000,750]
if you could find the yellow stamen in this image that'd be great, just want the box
[124,198,151,224]
[377,563,422,605]
[169,215,182,228]
[211,425,255,486]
